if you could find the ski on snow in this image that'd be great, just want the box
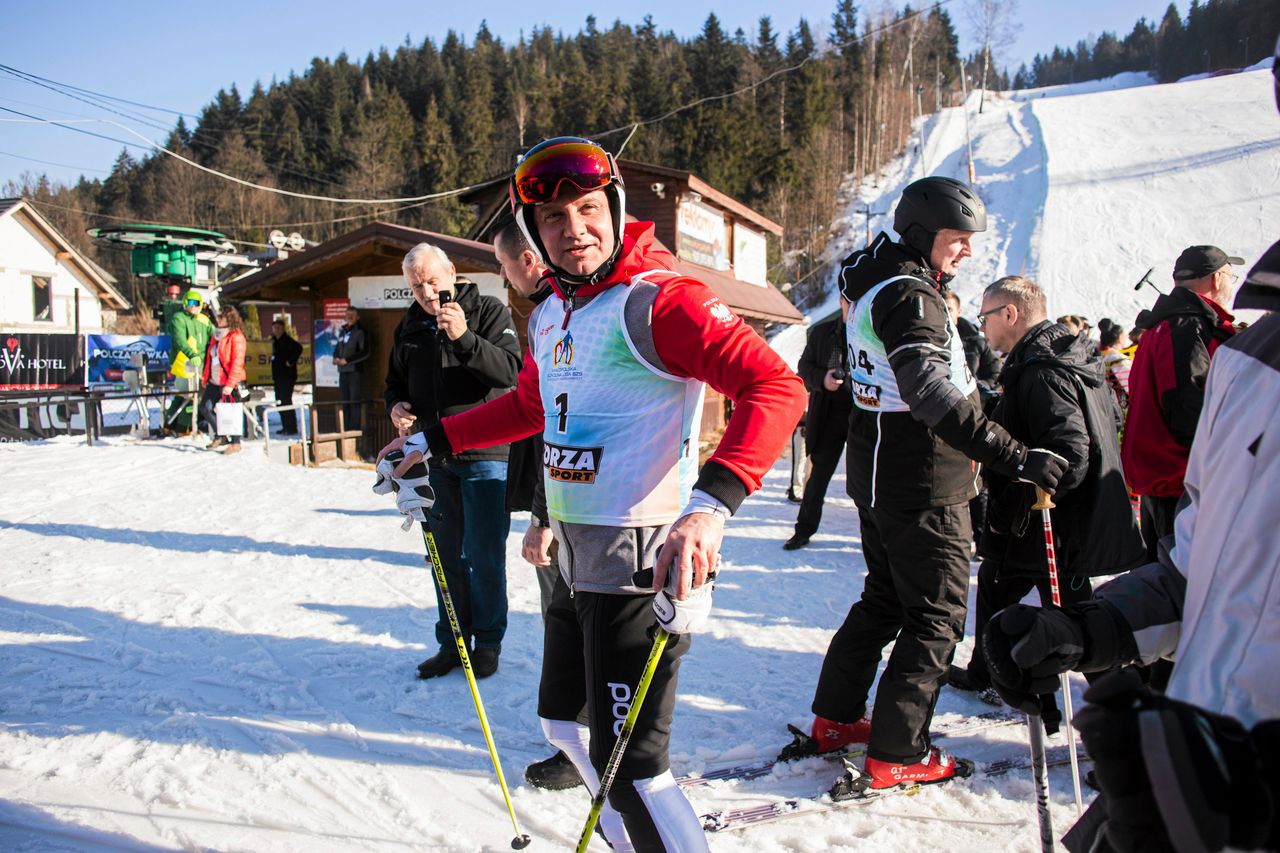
[676,708,1021,791]
[699,743,1089,833]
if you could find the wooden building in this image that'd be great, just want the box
[220,222,503,455]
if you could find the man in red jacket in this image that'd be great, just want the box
[378,137,805,851]
[1122,245,1239,559]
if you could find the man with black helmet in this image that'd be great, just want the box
[790,176,1068,790]
[376,137,806,851]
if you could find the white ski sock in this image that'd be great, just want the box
[541,718,634,852]
[633,770,710,852]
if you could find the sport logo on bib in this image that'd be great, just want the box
[853,380,881,408]
[544,441,604,483]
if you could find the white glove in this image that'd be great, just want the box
[652,572,716,634]
[373,449,435,530]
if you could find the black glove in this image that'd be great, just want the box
[1074,669,1278,853]
[981,604,1084,714]
[1015,447,1069,493]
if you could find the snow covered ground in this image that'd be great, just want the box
[2,435,1084,852]
[3,66,1278,851]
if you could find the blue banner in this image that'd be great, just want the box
[86,334,171,387]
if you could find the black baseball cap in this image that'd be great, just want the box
[1172,245,1244,280]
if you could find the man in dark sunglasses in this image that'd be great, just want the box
[376,136,806,851]
[789,176,1069,792]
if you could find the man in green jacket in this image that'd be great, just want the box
[164,289,213,433]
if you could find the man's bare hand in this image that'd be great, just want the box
[437,301,468,341]
[823,369,844,392]
[390,401,416,432]
[522,524,553,567]
[653,512,724,600]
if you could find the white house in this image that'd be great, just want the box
[0,198,130,333]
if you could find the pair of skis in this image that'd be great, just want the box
[699,744,1086,832]
[675,708,1021,790]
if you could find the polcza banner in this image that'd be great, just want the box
[86,334,171,387]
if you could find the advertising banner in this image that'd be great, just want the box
[0,394,90,442]
[677,199,729,270]
[732,223,768,286]
[313,298,349,389]
[239,303,314,386]
[86,335,172,387]
[0,333,83,390]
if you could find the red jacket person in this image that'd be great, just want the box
[379,137,805,852]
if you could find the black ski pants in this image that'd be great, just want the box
[539,576,690,851]
[793,407,850,537]
[1139,493,1181,562]
[812,502,970,764]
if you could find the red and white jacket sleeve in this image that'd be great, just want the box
[651,279,807,512]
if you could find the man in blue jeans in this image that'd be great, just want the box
[385,243,523,678]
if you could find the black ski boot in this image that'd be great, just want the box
[524,750,584,790]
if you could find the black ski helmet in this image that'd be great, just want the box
[508,136,627,287]
[893,176,987,260]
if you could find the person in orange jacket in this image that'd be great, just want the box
[201,305,248,452]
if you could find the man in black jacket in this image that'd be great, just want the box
[784,300,853,550]
[270,319,303,435]
[334,306,369,431]
[947,276,1145,695]
[386,243,522,680]
[794,177,1067,789]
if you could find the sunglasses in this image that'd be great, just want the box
[185,299,202,307]
[511,141,617,206]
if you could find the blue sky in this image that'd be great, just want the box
[1,0,1178,189]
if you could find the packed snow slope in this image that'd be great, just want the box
[774,63,1278,367]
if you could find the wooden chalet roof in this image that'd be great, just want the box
[221,221,500,298]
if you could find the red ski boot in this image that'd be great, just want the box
[864,746,966,789]
[812,715,872,753]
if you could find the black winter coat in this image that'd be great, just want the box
[981,321,1145,579]
[838,233,1025,509]
[271,333,302,385]
[384,279,522,463]
[796,315,853,454]
[956,315,1002,406]
[334,321,368,374]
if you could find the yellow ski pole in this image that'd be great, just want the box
[575,628,671,853]
[420,524,531,849]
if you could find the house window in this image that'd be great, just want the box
[32,275,52,322]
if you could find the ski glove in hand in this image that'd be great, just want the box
[1071,668,1279,853]
[1015,447,1069,493]
[652,572,716,634]
[982,603,1085,715]
[373,449,435,530]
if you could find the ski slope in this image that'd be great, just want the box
[2,67,1278,852]
[774,61,1278,367]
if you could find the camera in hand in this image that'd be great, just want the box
[831,367,849,381]
[438,290,455,306]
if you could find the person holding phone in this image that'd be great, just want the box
[385,243,523,680]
